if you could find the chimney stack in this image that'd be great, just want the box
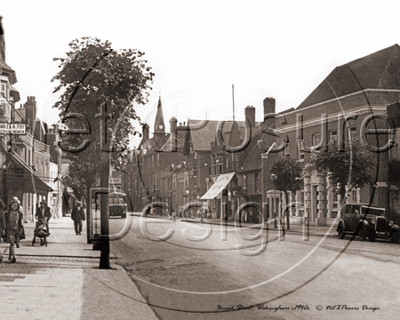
[263,97,276,129]
[170,117,177,134]
[245,106,255,127]
[142,123,149,140]
[24,96,37,131]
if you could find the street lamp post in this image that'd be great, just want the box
[270,173,277,228]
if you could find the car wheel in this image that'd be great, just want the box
[369,231,376,242]
[338,224,345,239]
[359,228,366,241]
[391,232,400,243]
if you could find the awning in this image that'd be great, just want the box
[200,172,235,200]
[6,151,53,194]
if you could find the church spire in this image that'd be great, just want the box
[154,95,165,135]
[0,16,5,62]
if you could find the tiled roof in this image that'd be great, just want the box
[141,133,170,153]
[188,119,262,151]
[298,44,400,109]
[160,132,185,151]
[241,131,265,172]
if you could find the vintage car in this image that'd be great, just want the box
[336,203,400,243]
[108,191,127,219]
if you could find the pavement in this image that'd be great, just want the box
[181,217,340,237]
[134,212,340,238]
[0,217,159,320]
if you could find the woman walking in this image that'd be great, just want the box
[4,199,23,263]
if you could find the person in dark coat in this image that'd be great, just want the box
[71,201,85,235]
[31,201,51,244]
[4,200,23,263]
[35,201,52,231]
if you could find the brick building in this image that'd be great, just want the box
[124,44,400,225]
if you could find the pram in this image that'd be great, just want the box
[32,219,50,247]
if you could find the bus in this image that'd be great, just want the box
[108,191,127,219]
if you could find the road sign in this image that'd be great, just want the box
[0,123,26,134]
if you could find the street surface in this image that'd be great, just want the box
[108,214,400,320]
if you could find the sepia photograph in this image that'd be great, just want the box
[0,1,399,319]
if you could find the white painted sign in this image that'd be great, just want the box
[0,123,26,134]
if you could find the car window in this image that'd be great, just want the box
[352,205,360,214]
[345,205,353,214]
[361,207,385,216]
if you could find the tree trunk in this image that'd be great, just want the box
[338,184,347,218]
[86,183,92,244]
[99,159,110,269]
[285,191,290,230]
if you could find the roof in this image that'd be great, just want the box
[140,133,170,152]
[188,119,262,151]
[154,97,165,135]
[0,60,17,84]
[160,132,185,151]
[298,44,400,109]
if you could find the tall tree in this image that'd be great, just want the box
[270,156,304,229]
[52,37,154,268]
[310,138,374,202]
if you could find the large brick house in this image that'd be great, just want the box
[269,44,400,225]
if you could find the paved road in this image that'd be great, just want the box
[108,215,400,320]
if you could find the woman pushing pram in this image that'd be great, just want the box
[32,201,51,246]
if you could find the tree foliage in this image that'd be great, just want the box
[52,37,154,193]
[270,156,304,194]
[310,138,374,198]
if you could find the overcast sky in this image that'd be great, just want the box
[2,0,400,147]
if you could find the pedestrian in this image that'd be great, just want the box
[12,197,25,222]
[35,201,52,232]
[4,199,23,263]
[71,201,85,235]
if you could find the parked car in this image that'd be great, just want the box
[108,191,127,219]
[336,203,400,243]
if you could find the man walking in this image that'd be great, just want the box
[71,201,85,235]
